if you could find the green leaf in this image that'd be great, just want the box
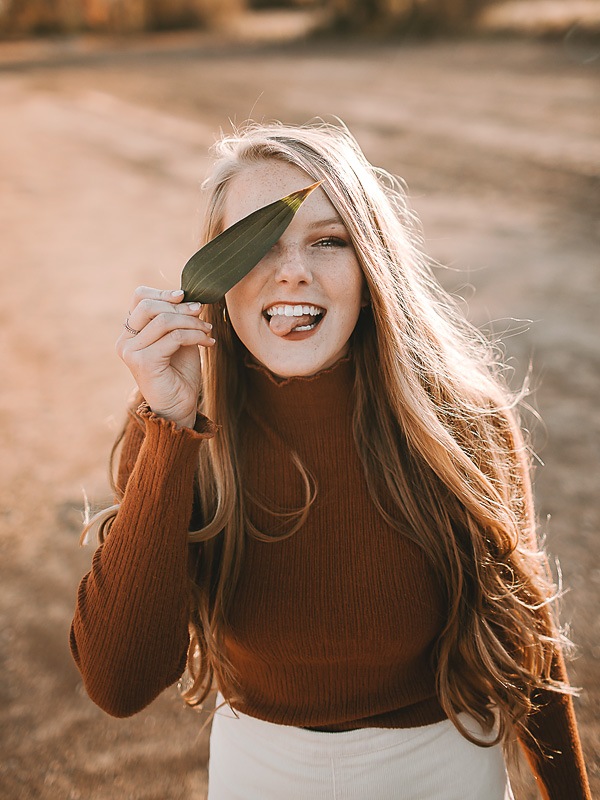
[181,180,322,304]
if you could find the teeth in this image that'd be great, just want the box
[294,323,317,332]
[265,304,324,317]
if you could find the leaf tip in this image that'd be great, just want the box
[282,180,323,213]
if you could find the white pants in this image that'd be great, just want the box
[207,701,514,800]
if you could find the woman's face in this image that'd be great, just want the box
[223,160,367,378]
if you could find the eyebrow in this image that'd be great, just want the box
[306,216,346,229]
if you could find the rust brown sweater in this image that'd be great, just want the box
[70,358,590,799]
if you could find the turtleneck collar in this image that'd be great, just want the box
[243,355,356,430]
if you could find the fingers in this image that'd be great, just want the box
[127,311,214,350]
[117,286,215,365]
[118,312,214,362]
[128,286,185,316]
[126,326,214,366]
[122,287,188,341]
[126,297,209,338]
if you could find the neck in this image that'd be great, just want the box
[243,355,356,430]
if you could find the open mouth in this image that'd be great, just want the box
[264,304,326,337]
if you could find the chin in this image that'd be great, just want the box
[254,348,346,380]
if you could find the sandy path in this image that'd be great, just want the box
[0,31,598,798]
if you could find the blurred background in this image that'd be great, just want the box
[0,1,598,798]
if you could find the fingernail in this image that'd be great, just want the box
[189,302,201,310]
[205,322,213,329]
[171,289,184,297]
[208,337,216,344]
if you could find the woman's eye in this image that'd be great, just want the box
[314,236,347,248]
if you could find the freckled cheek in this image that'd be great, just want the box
[346,277,368,314]
[332,309,361,344]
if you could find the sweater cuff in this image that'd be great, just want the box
[135,401,218,440]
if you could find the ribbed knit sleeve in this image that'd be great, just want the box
[69,404,216,717]
[496,412,591,798]
[517,649,591,799]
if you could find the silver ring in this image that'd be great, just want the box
[124,318,141,336]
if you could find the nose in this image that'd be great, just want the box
[271,243,313,287]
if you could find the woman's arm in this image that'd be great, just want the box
[517,649,591,800]
[502,413,592,799]
[69,404,216,717]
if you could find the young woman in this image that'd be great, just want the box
[70,122,591,799]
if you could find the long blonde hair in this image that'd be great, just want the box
[95,120,573,746]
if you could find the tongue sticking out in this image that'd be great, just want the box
[269,314,316,337]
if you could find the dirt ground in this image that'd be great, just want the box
[0,16,599,800]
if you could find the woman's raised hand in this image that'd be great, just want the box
[116,286,215,429]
